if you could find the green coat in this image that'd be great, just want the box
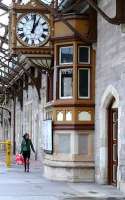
[21,138,35,153]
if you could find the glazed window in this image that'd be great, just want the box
[59,68,73,99]
[78,46,90,64]
[78,68,90,99]
[60,46,73,64]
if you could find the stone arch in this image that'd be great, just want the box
[100,85,119,109]
[96,85,120,184]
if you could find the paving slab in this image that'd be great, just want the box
[65,197,125,200]
[0,160,124,200]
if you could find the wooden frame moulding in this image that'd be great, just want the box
[55,42,75,66]
[77,67,91,100]
[53,106,94,125]
[76,42,95,103]
[54,41,75,101]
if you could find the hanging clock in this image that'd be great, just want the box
[16,12,50,47]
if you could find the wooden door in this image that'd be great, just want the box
[108,107,118,186]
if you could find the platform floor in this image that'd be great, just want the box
[0,159,125,200]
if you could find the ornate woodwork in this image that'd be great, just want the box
[9,0,54,55]
[45,12,96,136]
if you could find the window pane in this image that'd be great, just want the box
[60,69,73,98]
[79,46,90,64]
[60,46,73,64]
[79,69,89,98]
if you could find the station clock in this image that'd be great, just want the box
[9,0,53,55]
[16,12,50,47]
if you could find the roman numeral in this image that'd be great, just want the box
[19,33,25,38]
[41,33,46,39]
[32,40,34,45]
[25,38,29,43]
[31,14,36,20]
[42,22,47,26]
[20,21,25,25]
[24,16,29,21]
[43,28,48,32]
[18,28,23,32]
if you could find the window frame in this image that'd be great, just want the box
[59,68,73,99]
[78,68,90,99]
[59,46,73,65]
[78,46,90,65]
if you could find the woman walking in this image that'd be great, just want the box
[21,133,35,172]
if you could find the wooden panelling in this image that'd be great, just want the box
[54,19,89,38]
[53,124,94,131]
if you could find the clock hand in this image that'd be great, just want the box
[31,17,41,33]
[35,17,41,28]
[31,15,36,33]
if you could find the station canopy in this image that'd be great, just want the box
[0,0,63,94]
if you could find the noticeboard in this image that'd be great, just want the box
[42,120,53,154]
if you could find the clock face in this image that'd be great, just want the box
[16,12,50,47]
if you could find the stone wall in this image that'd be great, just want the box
[10,73,47,161]
[95,0,125,191]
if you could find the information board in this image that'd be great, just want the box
[42,120,53,154]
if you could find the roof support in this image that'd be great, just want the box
[0,59,26,84]
[0,68,14,80]
[85,0,125,25]
[42,1,91,43]
[0,106,11,114]
[19,61,41,100]
[61,0,81,13]
[0,2,8,11]
[0,76,11,86]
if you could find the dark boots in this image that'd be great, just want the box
[24,159,26,172]
[27,160,29,172]
[24,159,29,172]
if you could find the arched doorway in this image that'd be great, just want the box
[108,98,118,186]
[96,85,120,186]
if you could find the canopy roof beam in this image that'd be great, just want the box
[0,2,8,11]
[85,0,125,25]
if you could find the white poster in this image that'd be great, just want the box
[42,120,53,153]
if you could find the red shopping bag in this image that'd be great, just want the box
[16,154,24,165]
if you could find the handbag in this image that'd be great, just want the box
[16,153,24,165]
